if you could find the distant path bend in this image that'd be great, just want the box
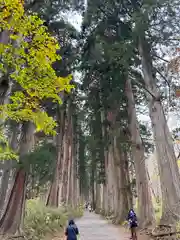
[76,211,129,240]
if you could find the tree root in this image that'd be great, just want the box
[140,224,180,239]
[0,234,28,240]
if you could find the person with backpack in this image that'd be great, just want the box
[65,219,79,240]
[85,202,88,210]
[88,204,92,212]
[127,209,138,240]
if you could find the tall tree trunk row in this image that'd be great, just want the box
[46,99,81,208]
[138,34,180,224]
[126,77,155,227]
[88,85,155,227]
[0,122,35,235]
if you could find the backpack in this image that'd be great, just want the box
[66,225,77,240]
[129,211,137,223]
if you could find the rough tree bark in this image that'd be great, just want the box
[46,105,65,207]
[75,129,81,207]
[0,122,35,235]
[58,125,68,204]
[58,101,71,205]
[113,135,129,224]
[147,151,162,202]
[100,109,108,216]
[62,106,71,205]
[91,152,96,211]
[107,145,115,215]
[70,115,77,208]
[95,181,101,213]
[108,144,117,216]
[66,117,72,205]
[0,124,19,218]
[126,78,154,227]
[139,34,180,223]
[70,148,74,207]
[0,30,13,214]
[125,152,133,210]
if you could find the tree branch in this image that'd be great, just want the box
[153,54,169,63]
[155,68,171,104]
[130,75,157,100]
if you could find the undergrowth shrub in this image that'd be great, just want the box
[63,204,83,219]
[24,199,83,240]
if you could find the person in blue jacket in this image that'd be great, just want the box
[65,219,79,240]
[127,209,138,239]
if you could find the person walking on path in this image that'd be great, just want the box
[127,209,138,240]
[65,219,80,240]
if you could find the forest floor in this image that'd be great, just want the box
[49,211,149,240]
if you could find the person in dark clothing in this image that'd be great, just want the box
[127,209,138,240]
[65,219,79,240]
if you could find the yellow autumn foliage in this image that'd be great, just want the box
[0,0,73,134]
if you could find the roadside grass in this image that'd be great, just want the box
[24,199,83,240]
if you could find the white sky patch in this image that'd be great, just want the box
[63,11,82,31]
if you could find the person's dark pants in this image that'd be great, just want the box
[130,223,137,239]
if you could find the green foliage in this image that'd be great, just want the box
[24,199,83,240]
[139,123,154,153]
[0,130,17,160]
[25,0,84,16]
[63,204,84,219]
[0,0,73,134]
[24,199,67,240]
[80,0,175,195]
[26,142,56,188]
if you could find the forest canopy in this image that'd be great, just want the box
[0,0,73,134]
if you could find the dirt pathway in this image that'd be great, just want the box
[50,211,148,240]
[76,211,130,240]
